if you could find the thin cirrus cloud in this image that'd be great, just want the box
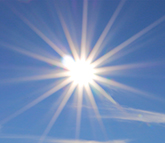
[0,135,128,143]
[49,139,128,143]
[101,107,165,124]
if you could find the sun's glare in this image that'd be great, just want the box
[63,56,94,85]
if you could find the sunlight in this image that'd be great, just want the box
[80,0,88,60]
[91,16,165,67]
[93,75,153,98]
[13,10,66,57]
[2,43,65,68]
[1,77,72,125]
[76,84,83,139]
[2,1,164,143]
[39,82,77,143]
[63,56,94,86]
[90,80,117,104]
[84,83,106,136]
[58,12,79,61]
[87,0,126,63]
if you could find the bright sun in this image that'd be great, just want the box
[63,56,94,85]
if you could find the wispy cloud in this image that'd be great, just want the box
[0,134,128,143]
[101,107,165,124]
[69,103,165,124]
[48,139,128,143]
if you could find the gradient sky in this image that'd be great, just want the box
[0,0,165,143]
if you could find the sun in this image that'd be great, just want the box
[62,56,94,85]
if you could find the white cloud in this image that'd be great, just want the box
[101,107,165,123]
[48,139,128,143]
[0,134,129,143]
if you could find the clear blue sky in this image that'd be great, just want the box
[0,0,165,143]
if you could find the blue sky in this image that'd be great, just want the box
[0,0,165,143]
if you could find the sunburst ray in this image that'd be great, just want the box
[0,77,72,125]
[90,80,125,115]
[92,16,165,67]
[39,82,77,143]
[94,62,155,75]
[11,8,66,57]
[93,75,155,99]
[76,84,83,139]
[90,80,117,105]
[2,71,70,83]
[58,12,79,61]
[80,0,88,60]
[2,43,65,68]
[87,0,126,63]
[84,84,106,136]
